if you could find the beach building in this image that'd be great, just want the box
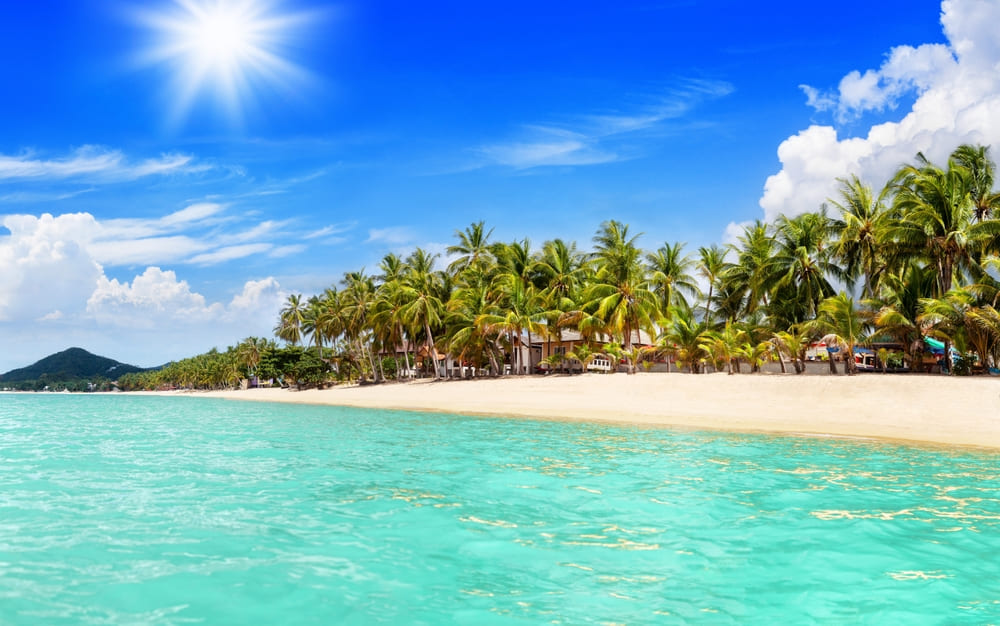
[533,329,654,373]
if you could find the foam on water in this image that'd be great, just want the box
[1,394,999,623]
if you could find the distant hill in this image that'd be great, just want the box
[0,347,150,382]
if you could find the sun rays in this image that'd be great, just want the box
[133,0,316,127]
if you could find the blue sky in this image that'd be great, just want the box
[3,0,996,371]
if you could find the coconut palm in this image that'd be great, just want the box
[829,175,892,297]
[275,294,307,346]
[658,306,710,373]
[871,265,936,368]
[697,244,727,325]
[722,220,774,317]
[585,221,658,372]
[700,321,748,374]
[447,221,496,274]
[812,293,870,375]
[951,144,1000,222]
[342,271,381,381]
[761,211,842,325]
[646,242,698,317]
[397,249,448,379]
[889,153,978,296]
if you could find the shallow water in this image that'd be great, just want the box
[1,394,999,623]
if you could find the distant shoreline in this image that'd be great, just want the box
[124,372,1000,450]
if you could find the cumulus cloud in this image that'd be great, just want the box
[0,203,293,268]
[0,211,287,334]
[87,267,222,328]
[0,213,103,322]
[761,0,1000,222]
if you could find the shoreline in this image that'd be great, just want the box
[140,372,1000,451]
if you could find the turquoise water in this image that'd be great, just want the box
[1,395,999,624]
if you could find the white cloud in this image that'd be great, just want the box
[160,202,226,225]
[762,0,1000,221]
[367,226,416,245]
[229,277,283,312]
[87,267,222,328]
[86,269,286,333]
[0,210,292,372]
[478,78,733,169]
[0,213,103,322]
[0,203,293,268]
[480,135,617,169]
[90,236,206,266]
[188,243,273,265]
[0,145,200,181]
[723,221,753,246]
[269,244,306,258]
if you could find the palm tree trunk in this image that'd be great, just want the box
[425,323,440,379]
[526,328,534,375]
[399,326,412,379]
[487,345,500,378]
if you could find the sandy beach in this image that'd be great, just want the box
[169,372,1000,449]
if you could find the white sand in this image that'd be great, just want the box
[162,372,1000,449]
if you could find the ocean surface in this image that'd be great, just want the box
[1,394,999,624]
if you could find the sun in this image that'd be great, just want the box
[134,0,313,126]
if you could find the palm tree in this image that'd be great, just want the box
[829,175,892,297]
[399,249,447,379]
[761,211,841,325]
[697,244,727,325]
[658,306,710,373]
[700,321,748,374]
[722,221,773,317]
[870,265,936,369]
[585,221,658,372]
[646,242,698,317]
[951,144,1000,222]
[916,288,994,372]
[275,294,307,346]
[812,293,870,375]
[536,238,589,363]
[447,221,495,274]
[445,275,504,376]
[342,271,380,381]
[889,152,978,297]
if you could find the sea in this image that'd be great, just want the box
[1,394,999,624]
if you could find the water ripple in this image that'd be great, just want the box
[1,394,999,623]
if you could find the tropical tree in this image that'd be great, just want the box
[722,220,773,317]
[646,242,698,317]
[761,211,841,325]
[399,249,448,379]
[812,293,870,375]
[658,307,710,373]
[275,294,307,346]
[697,244,727,325]
[889,152,978,296]
[829,175,892,297]
[952,144,1000,222]
[585,221,658,372]
[448,221,496,275]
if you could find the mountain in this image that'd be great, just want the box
[0,347,150,382]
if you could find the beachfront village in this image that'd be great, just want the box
[117,144,1000,390]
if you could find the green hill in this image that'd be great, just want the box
[0,347,149,383]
